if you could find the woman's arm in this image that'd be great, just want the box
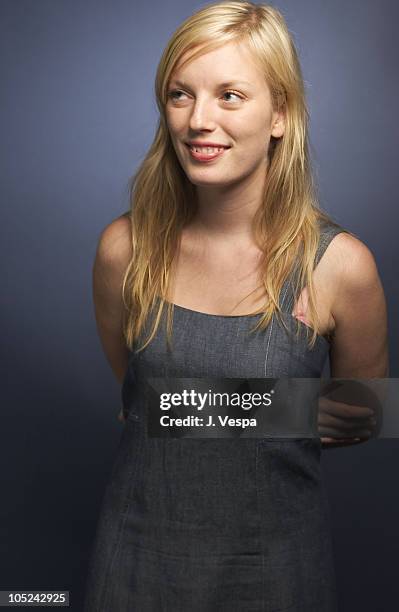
[321,233,389,447]
[329,233,389,378]
[92,214,132,389]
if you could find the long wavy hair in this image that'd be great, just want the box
[122,0,344,352]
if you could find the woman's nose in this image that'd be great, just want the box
[188,98,216,131]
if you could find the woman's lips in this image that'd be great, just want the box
[185,143,229,162]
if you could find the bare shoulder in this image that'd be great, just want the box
[326,232,388,377]
[98,214,131,258]
[96,213,132,265]
[327,232,381,293]
[92,214,133,388]
[328,231,387,343]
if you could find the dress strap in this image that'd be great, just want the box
[313,220,346,269]
[279,219,347,313]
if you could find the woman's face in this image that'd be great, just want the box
[165,39,285,189]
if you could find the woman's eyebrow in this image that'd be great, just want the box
[170,79,253,89]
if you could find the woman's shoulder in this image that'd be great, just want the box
[96,212,132,268]
[320,225,381,299]
[311,216,382,312]
[316,215,375,269]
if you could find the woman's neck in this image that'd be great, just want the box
[193,169,266,241]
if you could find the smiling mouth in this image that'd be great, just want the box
[185,143,230,161]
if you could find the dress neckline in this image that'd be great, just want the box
[163,300,331,347]
[169,301,263,319]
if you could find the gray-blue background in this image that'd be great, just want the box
[1,0,398,609]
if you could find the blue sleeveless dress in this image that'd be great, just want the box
[84,221,345,611]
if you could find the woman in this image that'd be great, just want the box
[84,1,388,610]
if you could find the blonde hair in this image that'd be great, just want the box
[122,0,343,352]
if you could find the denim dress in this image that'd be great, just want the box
[84,221,345,611]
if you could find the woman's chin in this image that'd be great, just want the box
[184,171,235,188]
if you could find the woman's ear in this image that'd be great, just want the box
[271,109,285,138]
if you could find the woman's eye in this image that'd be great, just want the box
[167,89,243,103]
[168,90,187,101]
[222,91,243,103]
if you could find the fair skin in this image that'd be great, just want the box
[93,40,388,445]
